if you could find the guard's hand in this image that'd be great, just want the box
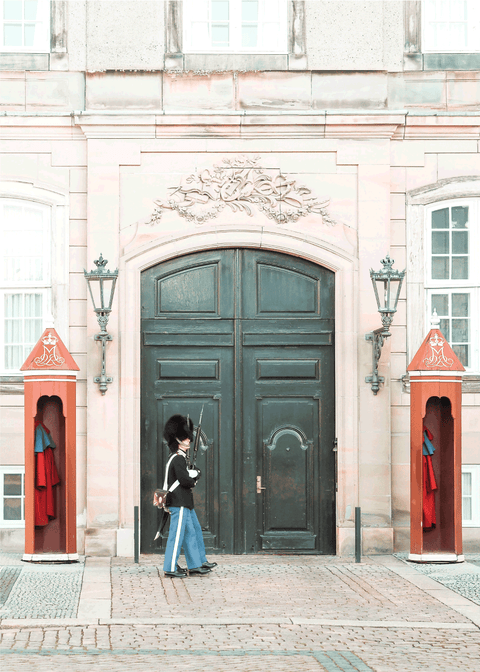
[188,469,199,479]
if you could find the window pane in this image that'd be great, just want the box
[453,0,467,21]
[432,294,449,316]
[24,0,38,19]
[4,473,21,496]
[432,257,449,279]
[242,24,257,47]
[5,293,23,319]
[432,231,449,254]
[4,23,22,45]
[5,319,21,345]
[24,23,35,46]
[24,293,42,317]
[212,0,229,20]
[453,344,468,367]
[462,471,472,497]
[463,497,472,520]
[451,256,468,279]
[452,293,469,317]
[242,0,258,21]
[452,318,468,343]
[432,208,449,229]
[4,498,21,520]
[190,22,209,49]
[25,318,42,344]
[451,205,468,228]
[5,345,22,369]
[262,21,280,50]
[212,24,229,46]
[452,231,468,254]
[439,319,450,341]
[4,0,22,19]
[450,22,468,49]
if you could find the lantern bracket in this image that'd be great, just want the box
[365,255,405,395]
[84,254,118,395]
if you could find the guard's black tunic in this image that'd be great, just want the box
[166,452,196,509]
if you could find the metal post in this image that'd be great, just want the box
[355,507,361,563]
[134,506,139,564]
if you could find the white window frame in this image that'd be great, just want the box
[0,182,70,376]
[0,466,25,528]
[424,198,480,373]
[0,198,52,374]
[462,465,480,527]
[1,0,50,53]
[183,0,288,54]
[422,0,480,53]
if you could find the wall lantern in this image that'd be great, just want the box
[84,254,119,395]
[365,255,406,395]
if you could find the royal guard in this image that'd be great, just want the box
[161,414,217,577]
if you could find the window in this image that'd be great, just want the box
[1,0,50,52]
[423,0,480,53]
[462,465,480,527]
[0,467,25,527]
[0,199,51,373]
[426,199,480,371]
[183,0,287,53]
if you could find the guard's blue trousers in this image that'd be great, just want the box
[163,507,202,573]
[190,508,208,565]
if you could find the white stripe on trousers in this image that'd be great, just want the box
[170,506,184,572]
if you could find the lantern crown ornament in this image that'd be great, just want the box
[365,255,406,394]
[84,254,119,395]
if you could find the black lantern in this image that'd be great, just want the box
[84,254,118,394]
[365,255,405,394]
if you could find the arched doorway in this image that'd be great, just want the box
[140,249,335,554]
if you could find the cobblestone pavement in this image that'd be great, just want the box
[0,562,83,619]
[0,554,479,672]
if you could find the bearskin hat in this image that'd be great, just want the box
[163,414,194,451]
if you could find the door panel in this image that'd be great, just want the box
[141,249,335,554]
[260,399,316,550]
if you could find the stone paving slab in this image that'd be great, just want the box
[1,624,479,671]
[0,650,373,672]
[1,554,480,671]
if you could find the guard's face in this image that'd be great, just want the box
[177,438,191,450]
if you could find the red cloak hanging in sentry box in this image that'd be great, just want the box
[21,328,79,562]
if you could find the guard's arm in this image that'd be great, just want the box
[173,456,197,488]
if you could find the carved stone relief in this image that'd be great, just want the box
[148,156,335,226]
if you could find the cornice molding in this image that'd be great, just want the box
[0,112,478,141]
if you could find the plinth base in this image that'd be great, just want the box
[22,553,79,563]
[408,553,464,563]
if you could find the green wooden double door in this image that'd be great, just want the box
[141,249,335,554]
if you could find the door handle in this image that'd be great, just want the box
[256,475,266,494]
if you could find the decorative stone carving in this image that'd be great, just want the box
[423,333,454,369]
[34,333,65,367]
[148,156,335,226]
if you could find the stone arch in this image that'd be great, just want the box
[117,225,358,555]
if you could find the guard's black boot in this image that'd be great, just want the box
[189,566,211,575]
[202,561,218,569]
[177,564,187,574]
[164,570,186,578]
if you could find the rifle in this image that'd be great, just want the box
[192,405,204,470]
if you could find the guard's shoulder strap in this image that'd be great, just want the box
[163,453,180,493]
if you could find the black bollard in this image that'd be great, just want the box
[134,505,139,564]
[355,506,361,563]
